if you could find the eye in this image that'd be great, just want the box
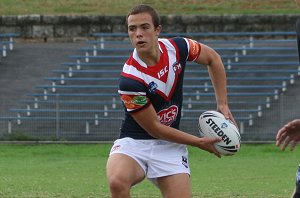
[128,26,136,32]
[142,25,150,30]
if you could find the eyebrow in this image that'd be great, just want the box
[128,23,151,28]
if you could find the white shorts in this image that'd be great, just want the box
[109,137,190,183]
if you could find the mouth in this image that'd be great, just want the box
[136,41,146,46]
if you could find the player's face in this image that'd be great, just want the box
[127,13,161,53]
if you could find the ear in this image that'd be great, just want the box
[155,25,162,36]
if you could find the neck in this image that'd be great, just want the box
[138,44,161,66]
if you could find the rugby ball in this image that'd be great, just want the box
[198,111,241,156]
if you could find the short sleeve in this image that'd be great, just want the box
[118,76,150,112]
[186,39,201,61]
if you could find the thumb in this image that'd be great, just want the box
[211,137,222,143]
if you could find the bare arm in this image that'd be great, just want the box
[131,104,222,158]
[194,43,237,126]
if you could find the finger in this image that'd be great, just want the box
[203,137,222,143]
[211,147,221,158]
[276,140,283,147]
[214,152,222,158]
[203,137,222,157]
[281,136,292,151]
[276,132,288,146]
[223,112,230,120]
[227,113,238,129]
[217,109,229,119]
[211,137,222,143]
[276,127,287,140]
[290,141,298,151]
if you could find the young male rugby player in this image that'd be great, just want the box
[106,4,236,198]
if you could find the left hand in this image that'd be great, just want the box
[217,105,238,129]
[276,119,300,151]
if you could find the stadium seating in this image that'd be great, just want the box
[0,33,19,59]
[1,31,299,141]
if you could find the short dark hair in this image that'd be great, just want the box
[126,4,161,28]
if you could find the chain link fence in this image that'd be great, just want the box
[0,94,298,142]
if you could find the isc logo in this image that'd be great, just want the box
[157,66,168,79]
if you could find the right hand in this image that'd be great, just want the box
[197,137,222,158]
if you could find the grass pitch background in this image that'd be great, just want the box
[0,0,299,15]
[0,143,298,197]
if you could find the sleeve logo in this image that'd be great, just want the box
[120,94,149,111]
[187,39,201,61]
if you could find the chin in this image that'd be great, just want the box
[136,46,148,52]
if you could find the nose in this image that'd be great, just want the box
[136,27,143,38]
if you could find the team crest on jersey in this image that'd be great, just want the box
[157,105,178,126]
[172,62,182,75]
[148,81,158,94]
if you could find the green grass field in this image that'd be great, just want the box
[0,143,299,197]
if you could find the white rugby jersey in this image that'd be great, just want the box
[118,37,201,139]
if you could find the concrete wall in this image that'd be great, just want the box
[0,14,300,40]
